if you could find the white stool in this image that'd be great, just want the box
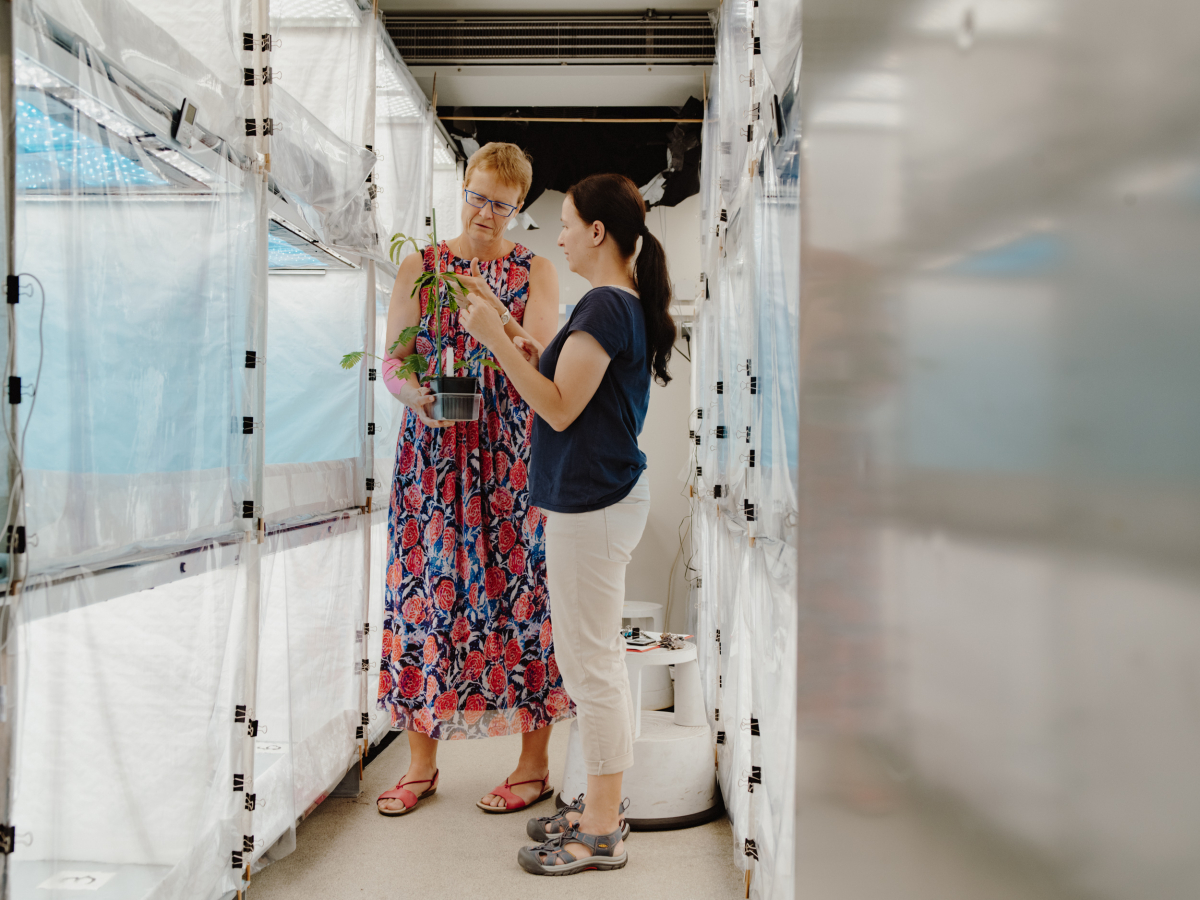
[621,602,673,710]
[558,635,721,829]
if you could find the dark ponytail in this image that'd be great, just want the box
[566,174,676,386]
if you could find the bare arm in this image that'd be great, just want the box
[460,298,610,432]
[523,256,560,349]
[384,251,424,362]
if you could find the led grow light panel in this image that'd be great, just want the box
[267,217,356,269]
[17,97,168,190]
[274,0,362,24]
[376,60,423,120]
[377,91,422,120]
[269,232,325,268]
[434,142,457,167]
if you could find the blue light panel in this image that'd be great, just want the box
[16,97,168,190]
[268,232,326,268]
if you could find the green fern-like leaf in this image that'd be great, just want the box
[402,353,427,378]
[480,358,502,372]
[389,232,425,265]
[388,325,421,355]
[340,351,365,369]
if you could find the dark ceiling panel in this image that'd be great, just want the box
[387,14,715,65]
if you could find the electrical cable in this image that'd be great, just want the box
[2,274,46,662]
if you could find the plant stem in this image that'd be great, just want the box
[432,208,442,378]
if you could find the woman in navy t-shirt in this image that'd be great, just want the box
[460,173,676,876]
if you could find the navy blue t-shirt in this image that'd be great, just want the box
[529,286,650,513]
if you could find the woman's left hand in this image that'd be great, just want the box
[459,290,507,349]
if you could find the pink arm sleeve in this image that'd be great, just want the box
[381,357,406,398]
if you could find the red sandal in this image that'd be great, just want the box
[476,774,553,814]
[376,769,439,817]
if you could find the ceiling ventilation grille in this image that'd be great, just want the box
[385,15,715,65]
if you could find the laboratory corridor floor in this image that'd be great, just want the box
[247,725,743,900]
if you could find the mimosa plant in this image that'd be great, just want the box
[341,209,500,384]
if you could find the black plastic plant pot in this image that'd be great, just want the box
[429,375,482,422]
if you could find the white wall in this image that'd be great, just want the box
[517,190,702,632]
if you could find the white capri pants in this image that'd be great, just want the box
[543,474,650,775]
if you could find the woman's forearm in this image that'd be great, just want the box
[502,317,532,343]
[489,336,570,427]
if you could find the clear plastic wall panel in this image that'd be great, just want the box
[366,512,391,743]
[753,129,800,540]
[372,264,406,488]
[746,545,796,900]
[255,520,363,850]
[796,0,1200,897]
[699,68,721,278]
[698,65,718,240]
[132,0,247,100]
[692,296,720,495]
[693,506,720,720]
[711,216,752,492]
[274,12,373,147]
[270,8,379,255]
[716,0,752,205]
[264,269,365,522]
[15,12,254,572]
[21,0,245,145]
[758,0,801,97]
[721,202,757,504]
[251,542,297,865]
[713,516,753,868]
[270,86,377,254]
[11,553,246,900]
[431,137,463,243]
[374,30,431,251]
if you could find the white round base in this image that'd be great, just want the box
[559,713,719,828]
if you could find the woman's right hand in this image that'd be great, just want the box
[397,379,452,428]
[512,336,543,369]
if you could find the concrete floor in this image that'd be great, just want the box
[247,725,744,900]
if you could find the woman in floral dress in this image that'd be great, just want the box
[376,143,569,815]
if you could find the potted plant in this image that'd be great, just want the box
[341,210,498,422]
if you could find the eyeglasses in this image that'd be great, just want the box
[464,189,518,218]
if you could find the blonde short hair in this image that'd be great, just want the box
[464,142,533,205]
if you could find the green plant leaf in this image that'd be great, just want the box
[389,232,423,265]
[400,352,427,376]
[453,360,470,372]
[480,358,502,372]
[388,325,421,355]
[340,351,365,369]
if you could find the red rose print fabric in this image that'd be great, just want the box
[379,242,574,739]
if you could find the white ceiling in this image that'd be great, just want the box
[381,3,713,108]
[412,64,707,108]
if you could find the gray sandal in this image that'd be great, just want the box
[527,795,630,842]
[518,822,628,876]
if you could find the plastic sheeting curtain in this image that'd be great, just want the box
[692,1,800,897]
[8,1,258,896]
[3,0,433,895]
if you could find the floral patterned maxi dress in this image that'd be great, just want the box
[378,242,573,739]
